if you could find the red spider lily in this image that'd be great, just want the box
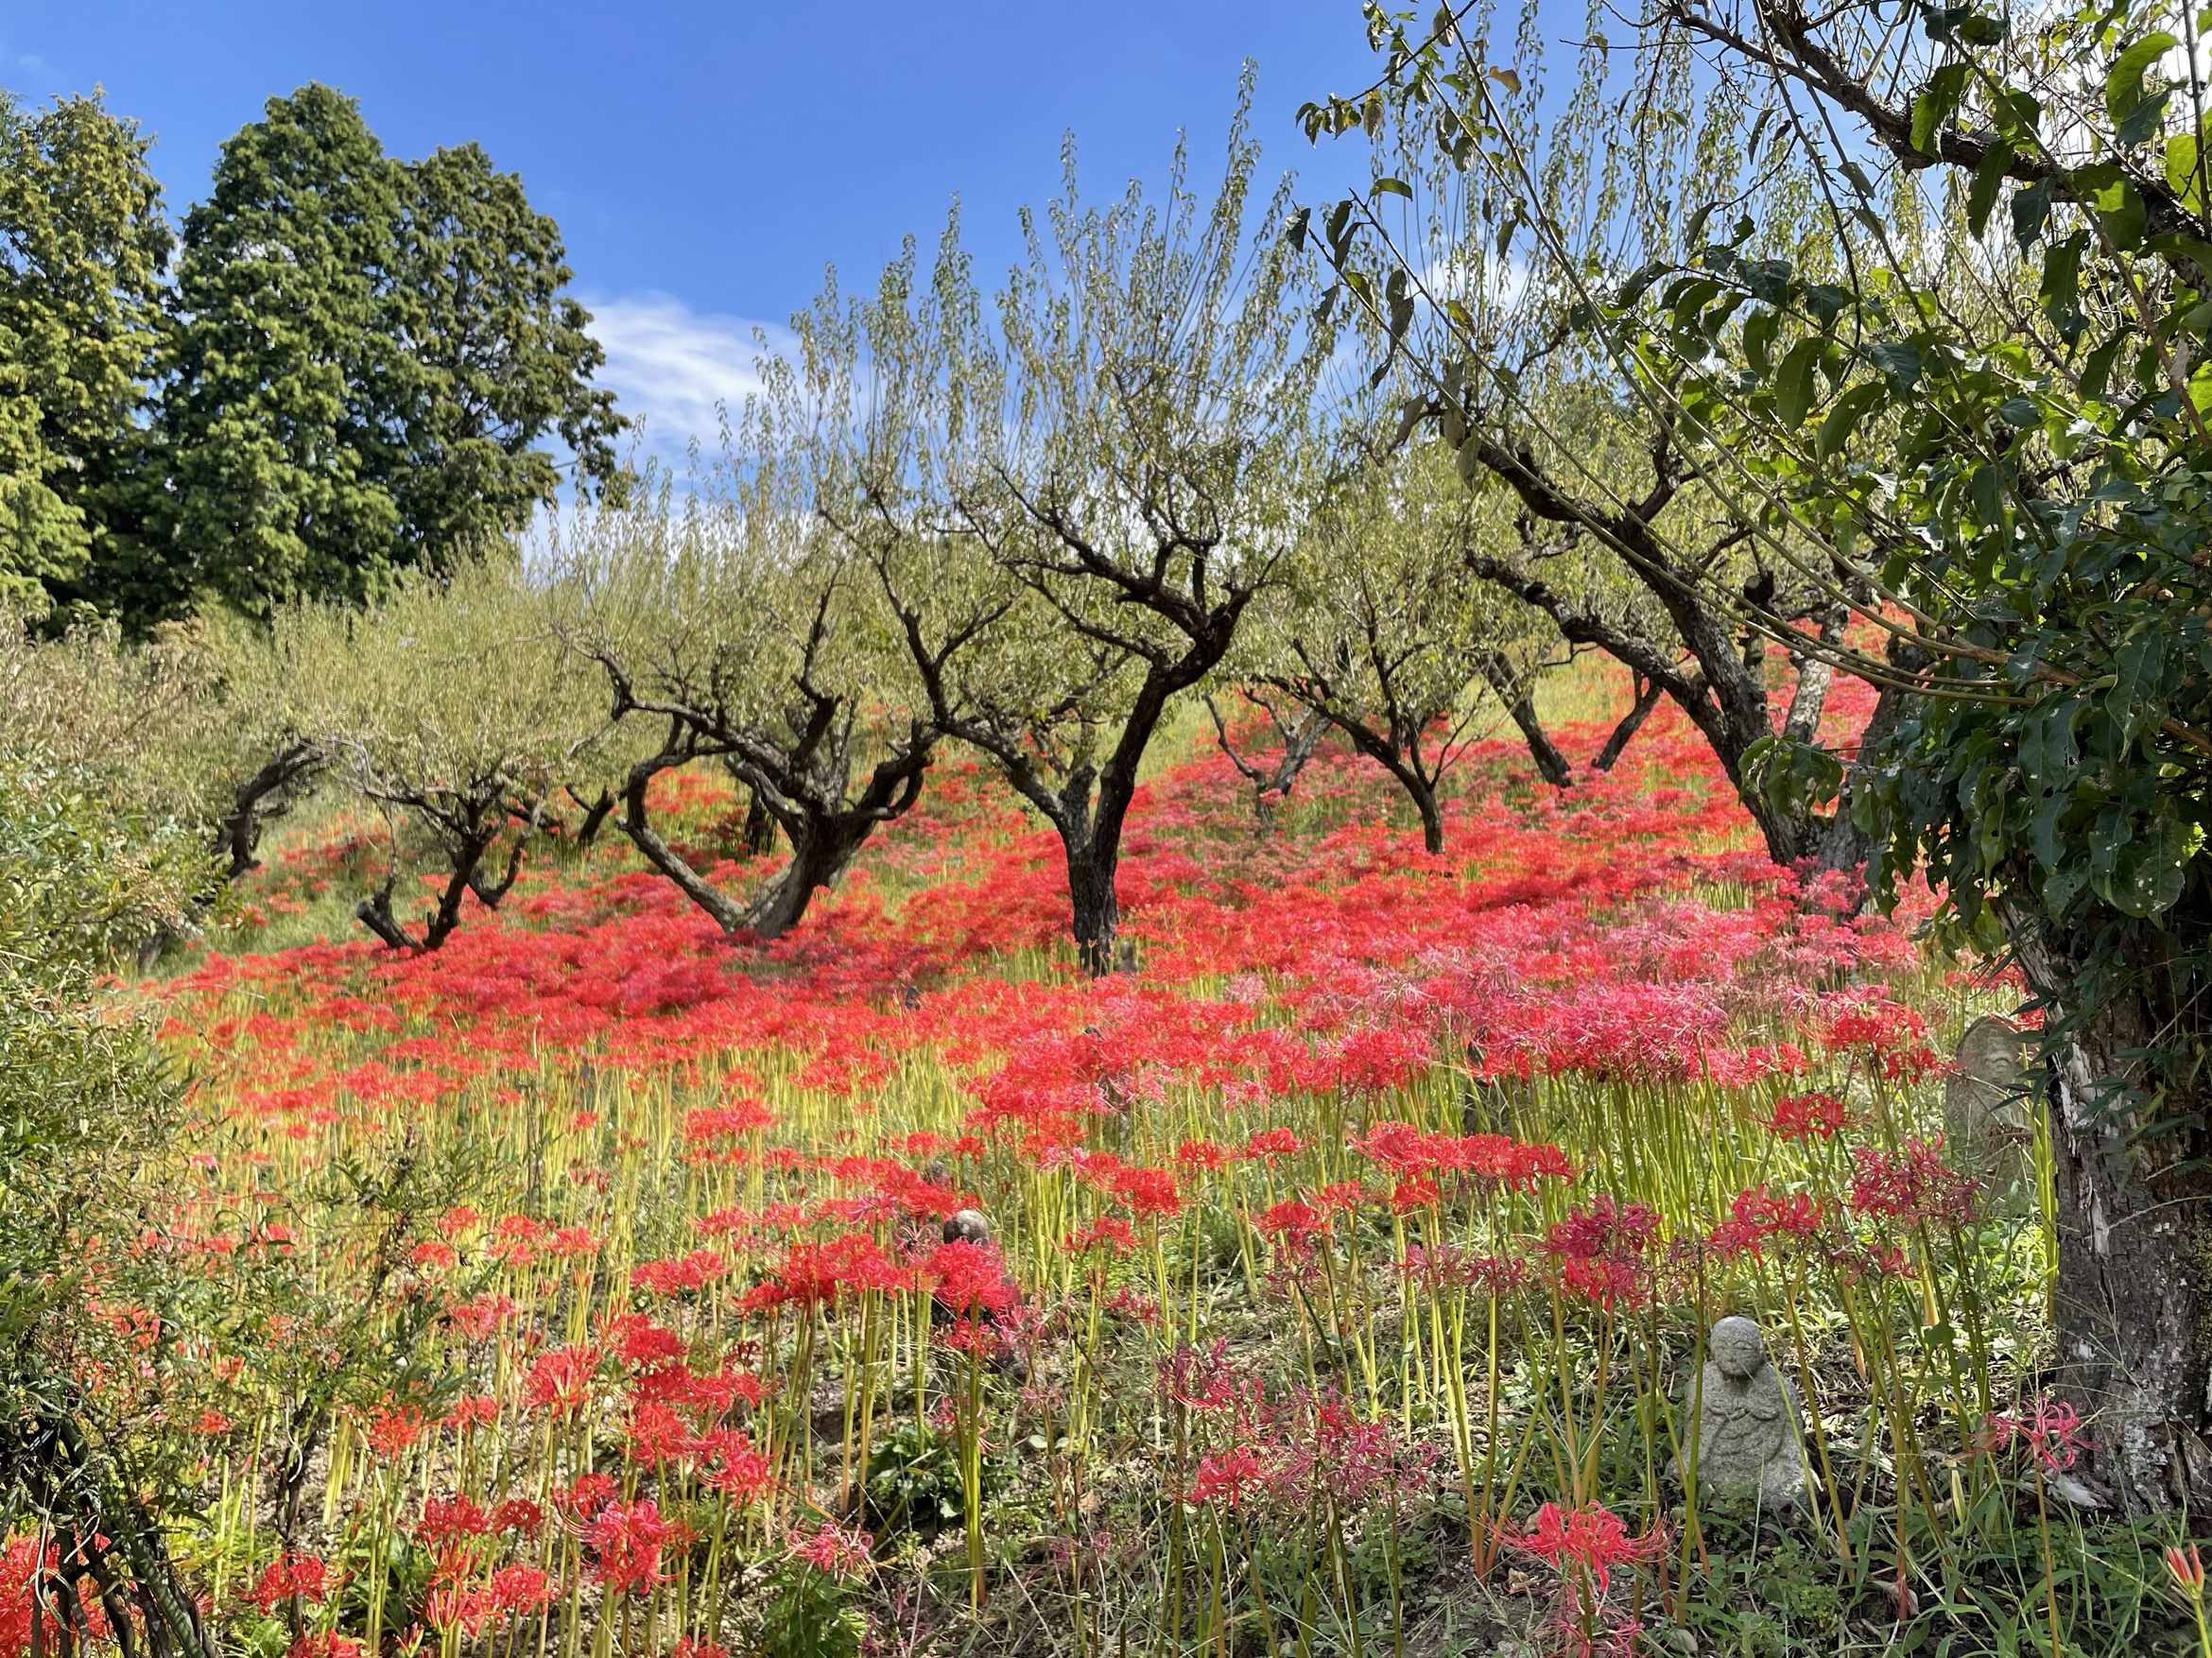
[1848,1140,1979,1227]
[683,1366,771,1415]
[1983,1395,2086,1473]
[683,1098,774,1143]
[444,1291,517,1338]
[1506,1501,1663,1592]
[1108,1166,1184,1221]
[1240,1127,1306,1163]
[673,1640,732,1658]
[926,1237,1019,1319]
[489,1498,544,1538]
[2167,1541,2206,1592]
[1254,1199,1325,1252]
[698,1428,775,1504]
[787,1522,873,1580]
[1175,1138,1228,1172]
[586,1498,687,1595]
[0,1538,115,1650]
[1063,1215,1138,1255]
[1389,1174,1443,1213]
[417,1494,491,1544]
[363,1403,427,1459]
[746,1230,904,1310]
[557,1471,617,1523]
[1767,1091,1850,1140]
[1708,1185,1827,1259]
[441,1393,499,1432]
[631,1249,730,1296]
[608,1314,686,1371]
[522,1344,602,1413]
[285,1635,368,1658]
[247,1551,329,1614]
[625,1401,697,1466]
[1188,1445,1268,1507]
[1401,1244,1531,1294]
[1547,1196,1661,1261]
[1161,1339,1255,1414]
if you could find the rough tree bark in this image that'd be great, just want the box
[211,738,321,880]
[1592,673,1665,771]
[600,695,934,945]
[1205,689,1323,829]
[2009,916,2212,1511]
[1445,422,1892,872]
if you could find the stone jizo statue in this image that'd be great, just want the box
[1944,1015,2031,1190]
[1681,1316,1807,1505]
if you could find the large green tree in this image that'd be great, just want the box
[135,84,621,625]
[0,90,169,614]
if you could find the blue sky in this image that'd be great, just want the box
[2,1,1411,460]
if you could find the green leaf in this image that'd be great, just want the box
[1817,380,1886,461]
[1911,62,1971,154]
[1742,308,1782,375]
[2118,88,2174,149]
[2168,130,2205,211]
[2012,176,2055,250]
[2105,32,2179,122]
[2080,330,2128,400]
[1865,339,1923,392]
[1371,177,1413,200]
[1967,143,2013,237]
[2042,231,2088,321]
[1775,337,1825,427]
[1616,261,1667,309]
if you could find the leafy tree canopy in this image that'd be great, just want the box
[0,89,168,614]
[116,83,624,628]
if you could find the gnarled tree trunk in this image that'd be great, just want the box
[2014,917,2212,1511]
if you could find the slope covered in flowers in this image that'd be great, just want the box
[37,682,2107,1658]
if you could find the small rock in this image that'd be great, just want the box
[2022,1470,2108,1510]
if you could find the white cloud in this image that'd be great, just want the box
[583,291,795,472]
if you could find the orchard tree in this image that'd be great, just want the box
[1298,19,1890,873]
[0,90,168,615]
[1312,0,2212,1511]
[553,447,937,944]
[270,556,602,951]
[824,94,1327,973]
[139,85,621,627]
[1239,443,1571,851]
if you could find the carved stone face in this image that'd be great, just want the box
[1709,1316,1769,1380]
[943,1208,991,1246]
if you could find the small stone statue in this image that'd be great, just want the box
[1681,1317,1807,1505]
[1944,1015,2031,1190]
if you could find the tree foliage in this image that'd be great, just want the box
[0,90,168,614]
[1238,446,1567,848]
[1297,9,1884,870]
[553,444,936,945]
[267,556,604,951]
[124,85,623,627]
[824,91,1328,970]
